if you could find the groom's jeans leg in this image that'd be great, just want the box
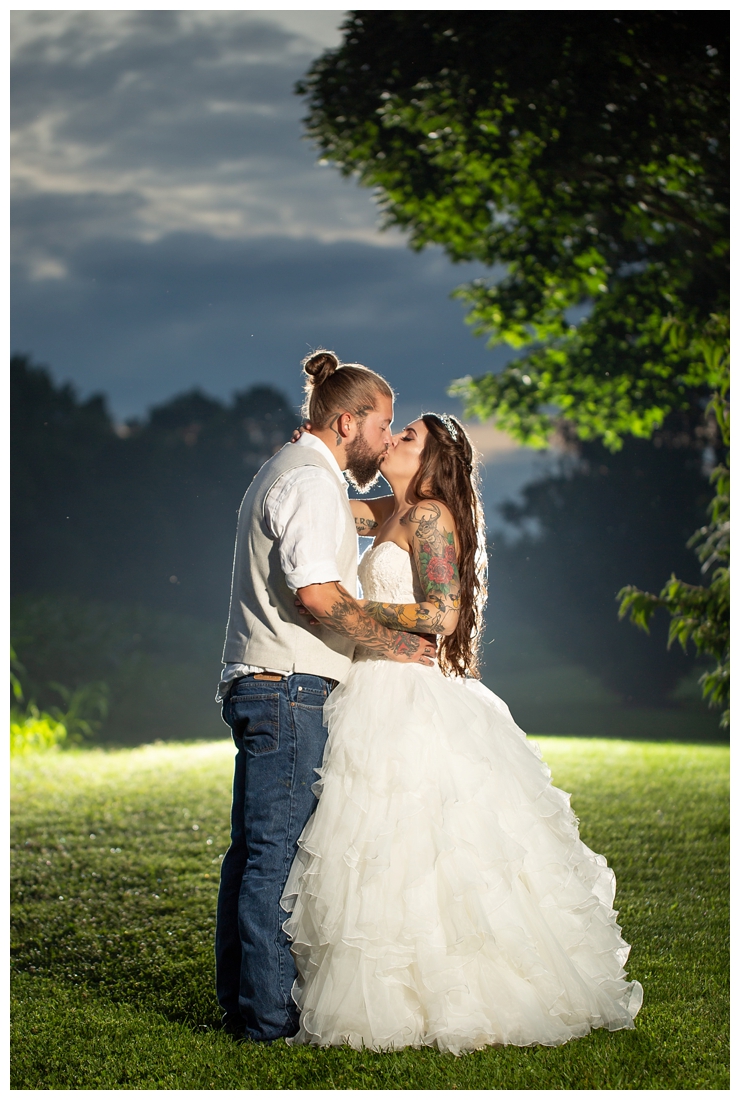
[215,674,331,1041]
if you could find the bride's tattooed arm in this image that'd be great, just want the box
[350,496,394,538]
[296,582,436,664]
[361,502,461,636]
[354,516,379,537]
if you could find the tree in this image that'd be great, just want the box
[297,11,729,721]
[618,324,729,725]
[11,355,295,618]
[491,428,709,706]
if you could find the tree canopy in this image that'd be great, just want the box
[298,11,729,724]
[298,11,728,448]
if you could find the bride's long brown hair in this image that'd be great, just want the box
[410,414,488,679]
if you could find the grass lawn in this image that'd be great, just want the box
[11,737,729,1090]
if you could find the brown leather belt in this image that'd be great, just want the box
[245,672,338,689]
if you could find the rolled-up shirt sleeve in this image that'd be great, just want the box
[265,465,347,592]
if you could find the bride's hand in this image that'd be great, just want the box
[290,420,312,443]
[295,597,319,625]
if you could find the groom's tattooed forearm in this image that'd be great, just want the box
[308,584,433,661]
[354,516,379,536]
[362,594,456,634]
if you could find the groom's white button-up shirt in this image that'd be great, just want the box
[264,432,348,592]
[218,432,352,696]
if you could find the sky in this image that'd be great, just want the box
[10,9,555,527]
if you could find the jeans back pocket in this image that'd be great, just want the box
[229,691,280,755]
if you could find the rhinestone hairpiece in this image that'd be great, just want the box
[438,413,459,442]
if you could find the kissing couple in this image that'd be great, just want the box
[215,350,642,1053]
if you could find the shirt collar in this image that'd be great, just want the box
[294,431,347,487]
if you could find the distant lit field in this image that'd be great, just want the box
[11,738,728,1090]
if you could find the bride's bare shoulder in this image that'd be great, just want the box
[402,499,456,532]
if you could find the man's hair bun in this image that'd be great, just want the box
[300,347,393,429]
[302,349,339,387]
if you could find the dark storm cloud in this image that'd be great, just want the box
[13,16,306,167]
[12,11,306,128]
[11,11,376,256]
[11,10,539,521]
[12,190,146,255]
[11,11,508,414]
[11,229,503,418]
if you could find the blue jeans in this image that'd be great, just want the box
[215,673,332,1041]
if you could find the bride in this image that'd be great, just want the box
[282,412,643,1054]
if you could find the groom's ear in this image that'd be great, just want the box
[336,411,354,439]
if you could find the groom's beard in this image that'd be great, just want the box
[344,427,385,493]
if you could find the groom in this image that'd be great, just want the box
[215,353,435,1042]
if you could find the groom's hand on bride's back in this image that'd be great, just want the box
[296,582,436,665]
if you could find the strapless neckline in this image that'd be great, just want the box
[358,539,424,604]
[364,540,408,558]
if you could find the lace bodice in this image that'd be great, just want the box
[358,541,425,604]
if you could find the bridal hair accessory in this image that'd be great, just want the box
[438,413,459,442]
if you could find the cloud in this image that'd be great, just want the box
[10,9,511,417]
[11,9,548,530]
[11,9,383,261]
[11,230,505,418]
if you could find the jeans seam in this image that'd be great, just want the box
[278,685,300,1024]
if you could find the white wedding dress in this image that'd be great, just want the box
[281,541,643,1053]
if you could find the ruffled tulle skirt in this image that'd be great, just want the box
[281,659,642,1054]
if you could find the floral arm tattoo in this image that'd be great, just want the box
[308,583,433,660]
[363,503,461,634]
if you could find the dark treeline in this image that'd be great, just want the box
[12,354,295,620]
[489,427,710,707]
[12,354,712,739]
[11,353,297,740]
